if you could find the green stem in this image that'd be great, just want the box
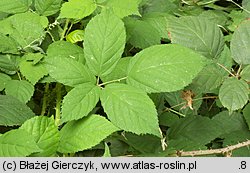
[60,19,70,41]
[55,83,62,126]
[46,30,55,42]
[98,77,128,87]
[216,63,235,77]
[17,71,22,80]
[168,108,186,117]
[96,76,100,85]
[197,0,218,6]
[53,19,69,125]
[41,83,49,116]
[236,64,242,78]
[66,22,73,36]
[227,0,250,14]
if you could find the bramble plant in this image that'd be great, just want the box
[0,0,250,157]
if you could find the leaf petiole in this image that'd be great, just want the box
[98,76,128,87]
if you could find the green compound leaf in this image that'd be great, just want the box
[61,84,101,123]
[0,95,35,126]
[45,56,96,87]
[47,41,85,64]
[58,114,119,153]
[231,20,250,65]
[20,116,59,156]
[0,129,41,157]
[59,0,96,19]
[84,10,126,77]
[0,73,11,91]
[5,80,34,103]
[219,78,249,111]
[100,83,161,137]
[169,16,224,59]
[104,0,141,18]
[35,0,62,16]
[127,44,205,93]
[0,0,32,14]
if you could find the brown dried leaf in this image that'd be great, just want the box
[181,90,195,110]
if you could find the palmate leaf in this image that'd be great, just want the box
[45,56,96,87]
[0,95,35,126]
[169,16,224,59]
[84,10,126,77]
[219,78,249,111]
[35,0,62,16]
[0,0,32,14]
[59,0,96,19]
[5,80,34,103]
[58,114,119,153]
[231,20,250,64]
[0,129,41,157]
[20,116,59,156]
[61,83,101,123]
[127,44,205,93]
[100,83,160,137]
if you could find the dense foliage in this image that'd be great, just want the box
[0,0,250,157]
